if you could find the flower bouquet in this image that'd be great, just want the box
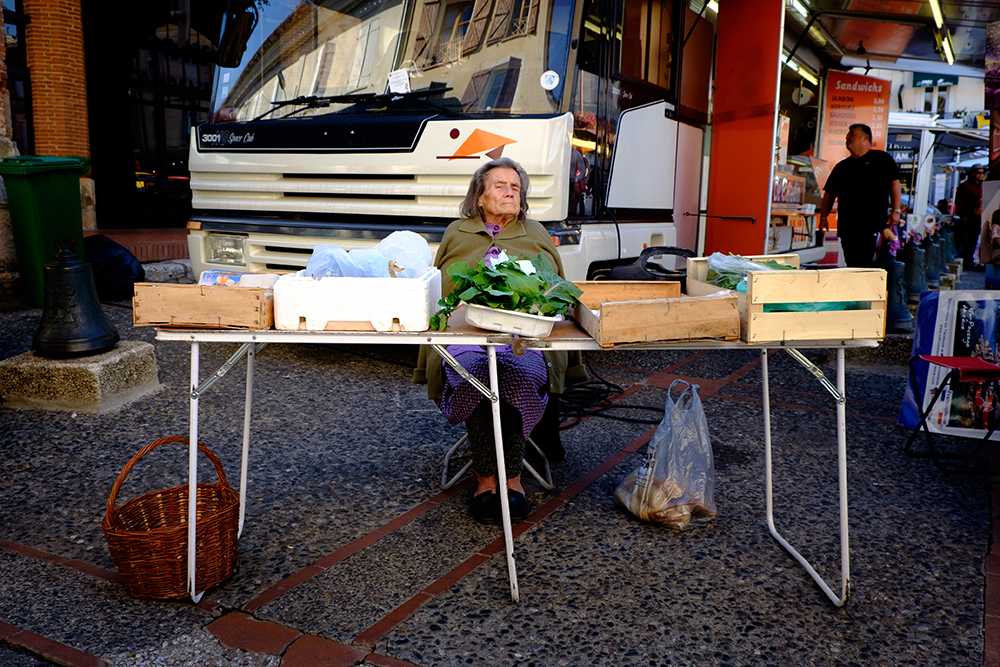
[429,251,583,333]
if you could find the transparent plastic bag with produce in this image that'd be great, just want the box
[614,380,717,530]
[705,252,791,290]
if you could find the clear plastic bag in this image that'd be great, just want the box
[300,245,354,278]
[350,247,394,277]
[375,230,434,278]
[299,231,433,279]
[705,252,787,290]
[614,379,717,530]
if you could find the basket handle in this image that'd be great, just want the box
[106,436,233,518]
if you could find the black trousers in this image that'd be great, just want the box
[465,400,524,479]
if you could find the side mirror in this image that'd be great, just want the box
[218,4,258,69]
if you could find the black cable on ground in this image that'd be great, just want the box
[558,352,666,428]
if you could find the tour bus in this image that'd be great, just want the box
[187,0,720,281]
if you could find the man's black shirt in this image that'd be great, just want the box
[824,149,900,242]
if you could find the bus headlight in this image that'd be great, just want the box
[206,234,247,265]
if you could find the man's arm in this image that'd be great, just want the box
[819,191,834,231]
[883,179,902,241]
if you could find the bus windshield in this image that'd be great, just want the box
[212,0,578,122]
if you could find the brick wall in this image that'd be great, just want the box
[23,0,90,158]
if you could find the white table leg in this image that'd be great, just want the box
[763,348,850,607]
[432,343,519,601]
[238,344,256,537]
[488,345,519,602]
[187,341,203,603]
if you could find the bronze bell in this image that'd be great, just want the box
[33,241,120,358]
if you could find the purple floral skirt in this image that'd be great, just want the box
[439,344,548,439]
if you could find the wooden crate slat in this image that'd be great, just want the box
[747,268,887,304]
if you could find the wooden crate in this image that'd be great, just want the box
[685,254,886,343]
[133,283,273,330]
[572,281,740,348]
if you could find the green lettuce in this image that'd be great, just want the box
[429,253,583,331]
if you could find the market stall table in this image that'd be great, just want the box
[155,311,877,606]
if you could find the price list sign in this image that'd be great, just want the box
[819,71,891,166]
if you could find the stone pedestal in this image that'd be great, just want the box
[947,260,962,279]
[0,340,160,412]
[940,273,956,290]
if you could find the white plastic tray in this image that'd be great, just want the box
[464,304,561,337]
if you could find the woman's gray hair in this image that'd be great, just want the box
[458,157,531,220]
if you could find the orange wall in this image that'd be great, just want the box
[24,0,90,158]
[704,0,783,255]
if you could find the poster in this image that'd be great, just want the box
[987,21,1000,167]
[899,290,1000,439]
[819,71,891,165]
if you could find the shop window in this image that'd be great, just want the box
[569,0,602,214]
[4,1,32,154]
[923,86,947,114]
[618,0,673,92]
[460,58,522,112]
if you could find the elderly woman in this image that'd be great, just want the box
[414,157,586,524]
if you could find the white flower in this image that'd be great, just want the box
[515,259,536,275]
[486,249,510,268]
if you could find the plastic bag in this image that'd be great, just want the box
[82,234,146,302]
[375,230,433,278]
[705,252,789,290]
[300,231,433,279]
[348,247,392,277]
[614,380,717,530]
[301,245,354,278]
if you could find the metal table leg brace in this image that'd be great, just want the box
[432,344,519,602]
[763,347,850,606]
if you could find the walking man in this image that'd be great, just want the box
[819,124,902,267]
[955,164,986,270]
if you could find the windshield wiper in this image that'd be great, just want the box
[253,92,377,121]
[253,87,458,121]
[348,87,462,117]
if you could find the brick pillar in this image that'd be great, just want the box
[22,0,96,231]
[23,0,90,158]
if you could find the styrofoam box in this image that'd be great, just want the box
[273,268,442,332]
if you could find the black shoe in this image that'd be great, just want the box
[470,491,500,524]
[507,490,530,522]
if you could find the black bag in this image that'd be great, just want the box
[83,234,145,302]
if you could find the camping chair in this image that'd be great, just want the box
[441,434,553,491]
[903,355,1000,472]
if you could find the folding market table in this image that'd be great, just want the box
[156,312,877,607]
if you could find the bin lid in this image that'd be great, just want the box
[0,155,91,176]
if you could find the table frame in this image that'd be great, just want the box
[155,326,875,606]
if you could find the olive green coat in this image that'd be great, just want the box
[413,216,587,400]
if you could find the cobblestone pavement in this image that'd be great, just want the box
[0,266,995,667]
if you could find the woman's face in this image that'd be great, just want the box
[477,167,521,224]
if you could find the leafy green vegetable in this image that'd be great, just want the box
[429,253,583,331]
[706,256,795,290]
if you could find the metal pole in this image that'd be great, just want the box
[187,341,203,603]
[488,345,519,602]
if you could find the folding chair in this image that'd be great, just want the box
[903,355,1000,472]
[441,433,553,490]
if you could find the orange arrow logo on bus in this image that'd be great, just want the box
[439,128,517,160]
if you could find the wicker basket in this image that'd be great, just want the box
[102,436,240,599]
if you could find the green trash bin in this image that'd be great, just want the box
[0,156,91,307]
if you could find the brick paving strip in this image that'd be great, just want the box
[5,349,996,666]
